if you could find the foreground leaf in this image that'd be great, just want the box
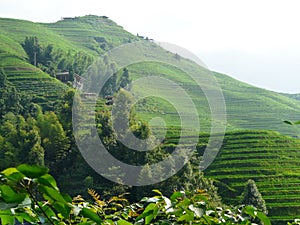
[17,164,48,178]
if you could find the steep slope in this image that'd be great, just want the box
[203,130,300,224]
[282,93,300,102]
[0,15,299,136]
[127,62,300,136]
[0,16,140,108]
[214,72,300,135]
[0,32,68,109]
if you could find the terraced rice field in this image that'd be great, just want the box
[158,129,300,224]
[0,54,68,108]
[202,130,300,224]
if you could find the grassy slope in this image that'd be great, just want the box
[1,15,299,135]
[0,19,70,106]
[202,130,300,224]
[163,130,300,224]
[214,72,300,135]
[128,61,300,136]
[0,15,137,106]
[282,93,300,102]
[42,15,138,54]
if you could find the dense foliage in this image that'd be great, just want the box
[22,36,93,78]
[0,164,271,225]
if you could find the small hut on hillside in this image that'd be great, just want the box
[56,72,70,82]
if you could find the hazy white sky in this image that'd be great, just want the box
[1,0,300,93]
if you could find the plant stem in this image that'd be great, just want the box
[22,181,55,225]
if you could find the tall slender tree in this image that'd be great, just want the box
[242,179,268,214]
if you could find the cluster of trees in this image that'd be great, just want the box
[22,36,93,78]
[0,109,69,171]
[0,69,21,117]
[100,68,131,96]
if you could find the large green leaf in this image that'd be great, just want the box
[17,164,48,178]
[0,201,18,210]
[79,208,102,224]
[257,211,271,225]
[1,168,24,182]
[135,202,157,223]
[243,206,256,218]
[178,211,194,222]
[39,185,66,203]
[0,209,14,225]
[15,212,38,224]
[37,174,57,189]
[117,220,132,225]
[170,191,183,201]
[0,185,26,204]
[53,201,71,219]
[38,202,56,220]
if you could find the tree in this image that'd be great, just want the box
[242,179,268,214]
[37,111,70,169]
[102,72,118,96]
[0,68,7,88]
[22,36,42,66]
[119,68,131,89]
[0,69,21,117]
[28,141,45,166]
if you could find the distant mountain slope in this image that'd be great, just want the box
[0,15,299,135]
[214,72,300,134]
[0,32,68,109]
[282,93,300,102]
[128,61,300,136]
[0,16,140,109]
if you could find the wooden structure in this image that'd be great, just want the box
[56,72,70,82]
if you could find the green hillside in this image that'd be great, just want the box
[0,15,140,109]
[42,15,138,55]
[203,130,300,224]
[0,19,70,108]
[1,15,300,223]
[127,62,300,136]
[163,130,300,224]
[214,72,300,134]
[0,15,299,135]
